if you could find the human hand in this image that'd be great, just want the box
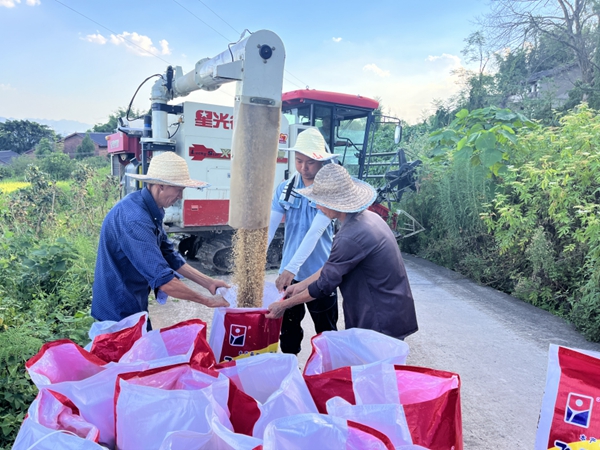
[284,282,305,298]
[265,299,289,319]
[275,270,295,292]
[208,278,230,295]
[204,295,229,308]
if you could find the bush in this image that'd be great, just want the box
[79,155,110,170]
[0,166,12,180]
[0,162,119,447]
[7,155,36,180]
[0,328,42,444]
[38,152,75,181]
[402,104,600,341]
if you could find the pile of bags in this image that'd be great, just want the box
[13,286,463,449]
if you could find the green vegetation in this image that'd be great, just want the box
[0,162,118,448]
[399,103,600,342]
[76,133,97,160]
[0,120,56,155]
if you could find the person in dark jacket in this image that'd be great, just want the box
[266,163,418,340]
[267,128,340,355]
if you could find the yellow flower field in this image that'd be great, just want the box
[0,180,70,194]
[0,181,29,193]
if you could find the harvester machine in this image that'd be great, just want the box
[107,30,423,274]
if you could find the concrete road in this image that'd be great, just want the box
[149,254,600,449]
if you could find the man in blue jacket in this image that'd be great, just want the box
[92,151,229,329]
[268,128,340,355]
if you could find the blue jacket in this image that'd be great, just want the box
[91,188,185,323]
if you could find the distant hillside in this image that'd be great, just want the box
[0,117,94,137]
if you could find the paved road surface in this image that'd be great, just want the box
[149,254,600,449]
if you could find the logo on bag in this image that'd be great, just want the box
[229,324,247,346]
[565,393,593,428]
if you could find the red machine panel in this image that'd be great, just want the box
[183,199,229,226]
[106,131,140,156]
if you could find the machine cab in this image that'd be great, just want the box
[281,89,380,178]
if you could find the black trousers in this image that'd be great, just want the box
[279,281,338,355]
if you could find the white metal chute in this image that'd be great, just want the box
[170,30,284,103]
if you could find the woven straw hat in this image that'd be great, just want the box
[296,163,377,213]
[127,152,209,189]
[287,128,340,161]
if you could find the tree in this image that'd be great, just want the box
[454,32,499,110]
[34,137,55,157]
[75,134,96,160]
[91,106,148,132]
[39,152,74,180]
[0,120,55,154]
[481,0,599,101]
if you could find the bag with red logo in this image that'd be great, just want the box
[209,283,283,363]
[536,344,600,449]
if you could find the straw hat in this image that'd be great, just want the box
[127,152,209,189]
[296,163,377,213]
[287,128,340,161]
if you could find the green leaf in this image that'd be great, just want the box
[494,109,517,121]
[455,109,469,119]
[480,148,504,167]
[490,161,505,176]
[498,129,517,144]
[470,154,481,166]
[440,129,458,143]
[430,146,448,157]
[475,131,497,152]
[455,145,474,164]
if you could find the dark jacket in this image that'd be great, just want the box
[308,210,418,339]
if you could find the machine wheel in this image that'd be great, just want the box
[193,228,285,274]
[194,234,234,274]
[266,227,284,270]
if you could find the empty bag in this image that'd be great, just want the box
[86,312,148,363]
[119,318,215,369]
[12,389,104,450]
[302,329,462,450]
[217,352,318,439]
[262,413,396,450]
[26,339,148,448]
[114,363,234,450]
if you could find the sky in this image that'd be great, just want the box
[0,0,492,132]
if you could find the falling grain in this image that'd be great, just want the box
[232,227,268,308]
